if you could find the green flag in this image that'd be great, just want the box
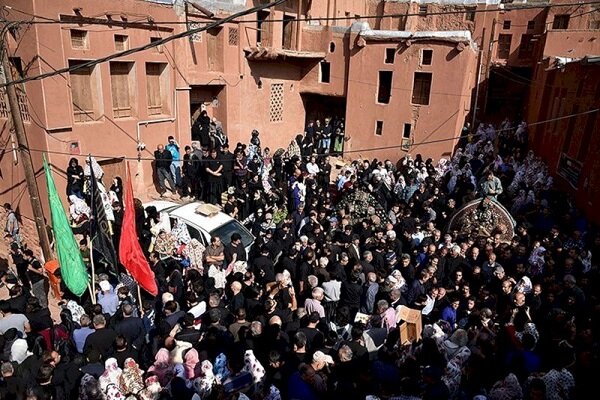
[43,156,89,297]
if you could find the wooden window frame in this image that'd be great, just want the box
[146,62,169,116]
[69,60,99,123]
[421,49,433,66]
[497,34,512,59]
[411,72,432,106]
[110,61,135,118]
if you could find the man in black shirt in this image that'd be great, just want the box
[23,249,48,308]
[205,148,223,204]
[181,145,193,198]
[318,155,332,189]
[154,144,177,197]
[253,246,276,285]
[7,285,29,315]
[113,335,138,368]
[277,247,298,276]
[9,243,29,290]
[115,304,145,351]
[0,362,24,399]
[225,233,247,266]
[84,314,117,359]
[221,143,235,189]
[223,194,239,219]
[149,252,168,292]
[175,313,202,344]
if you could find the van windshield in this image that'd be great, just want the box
[211,220,254,249]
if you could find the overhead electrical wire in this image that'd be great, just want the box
[3,107,597,162]
[3,1,600,25]
[0,0,287,89]
[0,0,597,88]
[0,2,596,161]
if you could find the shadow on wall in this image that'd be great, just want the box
[411,109,459,155]
[446,47,460,62]
[248,58,320,85]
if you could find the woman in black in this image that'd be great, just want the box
[205,148,223,204]
[66,158,84,198]
[197,110,212,148]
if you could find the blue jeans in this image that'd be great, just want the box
[170,164,181,187]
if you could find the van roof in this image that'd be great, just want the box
[146,201,234,232]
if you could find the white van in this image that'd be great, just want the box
[144,200,255,254]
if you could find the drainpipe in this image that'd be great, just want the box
[296,0,301,50]
[483,18,496,115]
[472,27,485,128]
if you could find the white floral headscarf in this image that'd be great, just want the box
[84,156,104,178]
[243,350,265,392]
[171,219,192,246]
[193,360,216,397]
[66,300,86,325]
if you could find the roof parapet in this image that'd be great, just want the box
[383,0,502,4]
[354,22,475,48]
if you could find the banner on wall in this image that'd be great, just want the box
[557,152,583,189]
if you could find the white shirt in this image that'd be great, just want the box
[306,162,320,175]
[322,280,341,302]
[0,314,29,338]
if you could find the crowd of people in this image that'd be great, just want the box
[2,117,598,400]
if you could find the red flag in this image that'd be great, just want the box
[119,164,158,296]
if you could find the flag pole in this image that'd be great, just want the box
[87,154,96,304]
[87,282,95,305]
[88,236,96,304]
[137,284,143,312]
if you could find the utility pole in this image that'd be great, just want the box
[2,38,53,261]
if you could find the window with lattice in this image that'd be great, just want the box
[269,83,284,123]
[0,90,9,119]
[17,90,30,122]
[0,60,30,122]
[228,27,239,46]
[188,22,203,42]
[70,29,88,49]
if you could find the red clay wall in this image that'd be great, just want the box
[344,38,477,162]
[527,61,600,224]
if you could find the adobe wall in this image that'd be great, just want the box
[527,61,600,224]
[344,38,477,162]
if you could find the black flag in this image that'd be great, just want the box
[88,156,119,276]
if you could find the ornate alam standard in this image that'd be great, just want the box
[447,197,516,243]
